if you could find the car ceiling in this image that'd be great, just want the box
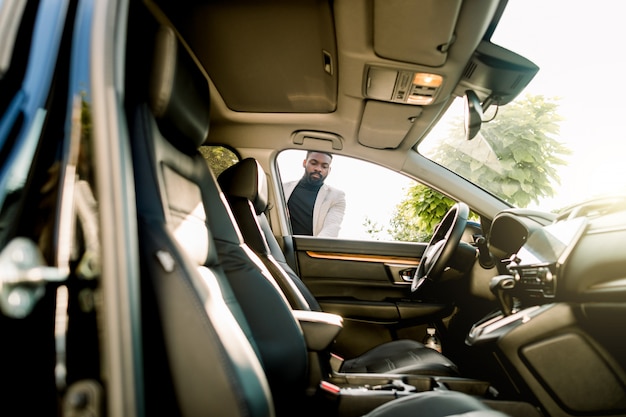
[152,0,517,168]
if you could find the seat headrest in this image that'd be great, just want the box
[218,158,269,215]
[149,25,210,152]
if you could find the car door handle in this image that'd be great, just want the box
[399,268,417,282]
[0,237,68,318]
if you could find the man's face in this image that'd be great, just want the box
[303,152,332,185]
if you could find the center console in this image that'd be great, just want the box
[292,295,545,416]
[319,373,495,417]
[293,310,510,416]
[466,304,550,346]
[461,216,626,417]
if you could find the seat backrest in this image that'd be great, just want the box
[218,158,322,311]
[128,16,307,415]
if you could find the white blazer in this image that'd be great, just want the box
[283,181,346,237]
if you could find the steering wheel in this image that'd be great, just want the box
[411,202,470,292]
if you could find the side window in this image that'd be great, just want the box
[200,145,239,176]
[277,150,453,242]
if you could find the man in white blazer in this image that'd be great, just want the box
[283,151,346,237]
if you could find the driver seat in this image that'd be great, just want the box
[218,157,459,377]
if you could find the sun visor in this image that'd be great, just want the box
[358,101,422,149]
[373,0,462,67]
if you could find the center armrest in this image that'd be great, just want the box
[292,310,343,351]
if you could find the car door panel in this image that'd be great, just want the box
[289,235,454,357]
[294,236,423,299]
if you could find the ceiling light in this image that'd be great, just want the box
[412,73,443,87]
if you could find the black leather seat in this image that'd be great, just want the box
[128,13,510,417]
[129,22,280,415]
[218,157,459,377]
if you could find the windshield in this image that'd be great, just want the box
[418,0,626,213]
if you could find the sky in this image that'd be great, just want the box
[491,0,626,210]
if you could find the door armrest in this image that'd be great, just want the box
[292,310,343,351]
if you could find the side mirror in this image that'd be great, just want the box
[464,90,483,140]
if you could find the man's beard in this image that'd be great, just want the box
[305,172,325,186]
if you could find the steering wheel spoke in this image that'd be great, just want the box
[411,202,469,292]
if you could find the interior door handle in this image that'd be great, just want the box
[399,268,417,282]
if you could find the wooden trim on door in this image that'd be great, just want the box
[305,251,419,265]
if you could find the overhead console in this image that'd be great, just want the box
[364,41,539,110]
[365,66,444,106]
[360,46,536,149]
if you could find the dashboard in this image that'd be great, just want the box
[467,199,626,417]
[487,200,626,304]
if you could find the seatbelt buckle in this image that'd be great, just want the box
[319,380,341,396]
[316,380,342,413]
[330,352,344,373]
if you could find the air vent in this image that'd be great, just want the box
[509,74,523,90]
[463,61,477,80]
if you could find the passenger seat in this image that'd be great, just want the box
[218,157,460,377]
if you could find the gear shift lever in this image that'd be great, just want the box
[489,275,516,316]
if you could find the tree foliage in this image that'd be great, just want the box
[432,94,570,207]
[372,94,570,242]
[199,145,240,177]
[387,185,456,242]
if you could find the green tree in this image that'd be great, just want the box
[388,185,455,242]
[380,94,570,242]
[199,145,240,177]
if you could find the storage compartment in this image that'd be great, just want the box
[490,303,626,417]
[522,333,626,413]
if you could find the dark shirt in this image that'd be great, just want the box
[287,178,322,235]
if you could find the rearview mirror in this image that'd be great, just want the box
[464,90,483,140]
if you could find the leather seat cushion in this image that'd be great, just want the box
[364,390,510,417]
[340,339,459,376]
